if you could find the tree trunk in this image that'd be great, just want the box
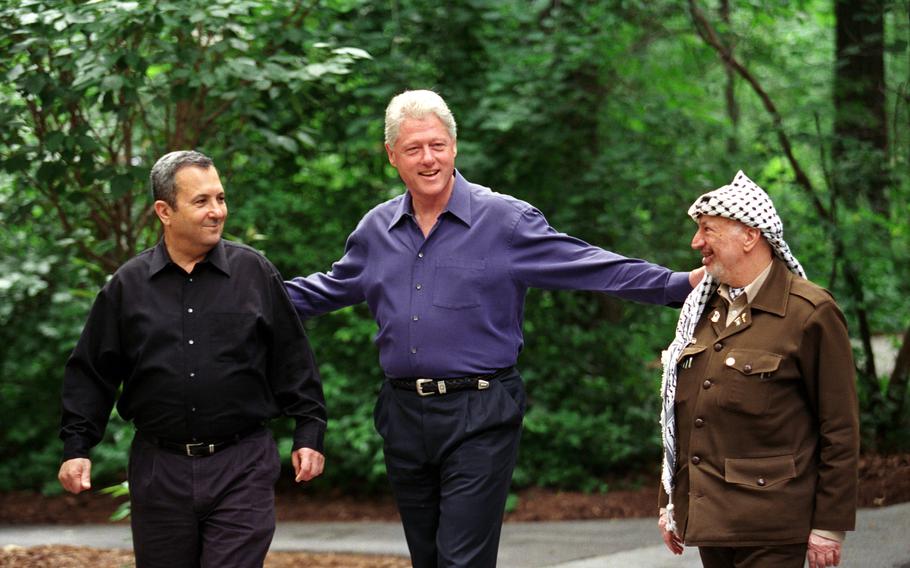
[720,0,739,154]
[833,0,889,215]
[886,326,910,445]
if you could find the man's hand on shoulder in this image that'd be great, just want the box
[292,447,325,482]
[58,458,92,494]
[807,532,842,568]
[688,266,706,288]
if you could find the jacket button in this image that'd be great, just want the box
[757,477,766,487]
[694,418,705,428]
[691,456,701,465]
[714,342,723,351]
[702,380,712,389]
[744,363,753,373]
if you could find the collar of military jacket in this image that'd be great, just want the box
[708,257,790,320]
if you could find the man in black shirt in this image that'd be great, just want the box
[58,150,327,567]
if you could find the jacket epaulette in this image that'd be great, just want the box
[789,276,836,307]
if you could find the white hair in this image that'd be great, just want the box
[384,90,457,147]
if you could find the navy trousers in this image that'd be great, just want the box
[128,428,281,568]
[374,368,526,568]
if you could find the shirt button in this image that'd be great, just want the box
[702,379,712,389]
[691,456,701,465]
[714,342,723,351]
[187,308,194,313]
[694,418,705,428]
[415,283,422,290]
[191,407,196,412]
[189,278,194,283]
[188,339,194,345]
[189,372,195,378]
[412,315,419,321]
[744,364,753,373]
[418,252,424,258]
[725,357,736,366]
[410,347,417,354]
[757,477,766,487]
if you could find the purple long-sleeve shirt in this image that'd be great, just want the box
[286,171,691,378]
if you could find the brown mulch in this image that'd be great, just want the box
[0,546,410,568]
[1,453,907,567]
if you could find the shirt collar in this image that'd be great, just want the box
[386,169,472,231]
[718,259,773,305]
[147,239,231,278]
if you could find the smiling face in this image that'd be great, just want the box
[385,114,457,207]
[156,165,227,260]
[690,215,748,285]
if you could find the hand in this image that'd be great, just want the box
[58,458,92,494]
[688,266,706,288]
[658,510,684,555]
[292,447,325,482]
[807,532,842,568]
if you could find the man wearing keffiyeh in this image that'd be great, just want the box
[656,171,859,568]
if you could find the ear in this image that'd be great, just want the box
[154,200,173,227]
[742,227,762,252]
[385,143,397,168]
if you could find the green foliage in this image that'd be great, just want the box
[0,0,907,496]
[99,480,131,521]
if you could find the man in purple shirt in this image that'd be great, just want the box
[286,90,702,568]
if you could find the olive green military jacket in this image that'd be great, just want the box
[659,258,859,547]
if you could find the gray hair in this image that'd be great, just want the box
[150,150,215,207]
[384,90,457,147]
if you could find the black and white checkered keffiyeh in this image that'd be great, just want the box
[659,171,806,533]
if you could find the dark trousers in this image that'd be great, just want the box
[374,368,526,568]
[128,428,281,568]
[698,543,809,568]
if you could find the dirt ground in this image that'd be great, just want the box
[1,453,907,567]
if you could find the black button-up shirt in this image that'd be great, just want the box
[60,239,326,459]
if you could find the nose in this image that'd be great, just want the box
[208,201,226,220]
[691,228,705,250]
[419,145,434,164]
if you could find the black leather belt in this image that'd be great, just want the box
[136,424,264,457]
[389,367,513,397]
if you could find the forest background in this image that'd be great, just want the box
[0,0,907,497]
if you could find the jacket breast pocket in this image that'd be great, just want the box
[432,258,486,310]
[677,344,708,369]
[718,349,782,416]
[674,344,708,405]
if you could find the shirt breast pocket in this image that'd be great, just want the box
[718,349,783,416]
[432,258,486,310]
[210,312,258,362]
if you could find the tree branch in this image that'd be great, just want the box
[687,0,881,392]
[688,0,829,222]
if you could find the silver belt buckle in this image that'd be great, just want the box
[416,378,434,396]
[184,442,205,456]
